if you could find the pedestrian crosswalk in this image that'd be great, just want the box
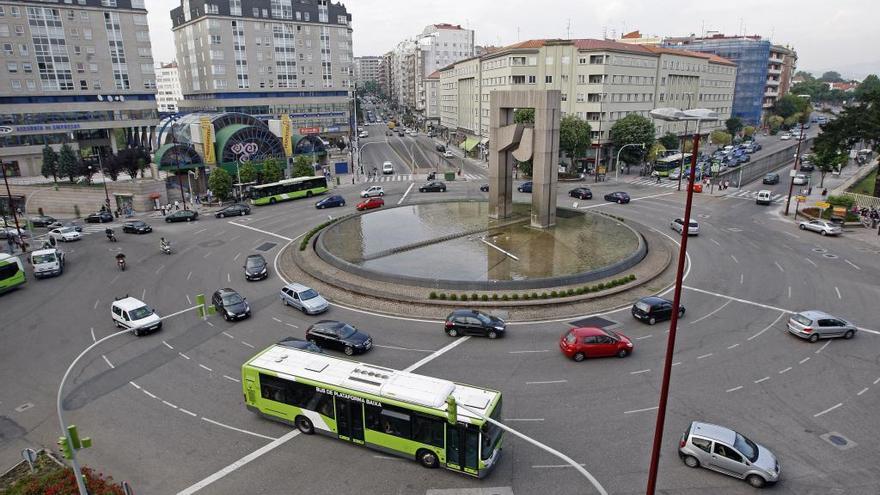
[724,190,787,204]
[365,173,486,183]
[626,177,684,189]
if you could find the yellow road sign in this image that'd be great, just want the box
[815,201,831,208]
[796,195,806,202]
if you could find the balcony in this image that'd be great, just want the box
[768,56,784,64]
[766,78,780,87]
[767,67,781,76]
[764,88,779,97]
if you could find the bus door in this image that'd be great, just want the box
[445,423,479,475]
[334,397,365,444]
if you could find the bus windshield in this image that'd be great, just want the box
[481,397,503,460]
[32,253,57,264]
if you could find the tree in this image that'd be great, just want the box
[513,108,535,124]
[208,168,233,201]
[609,114,655,165]
[41,145,59,183]
[115,147,150,179]
[103,153,123,181]
[262,157,284,183]
[658,132,680,151]
[238,162,257,184]
[710,130,732,148]
[767,115,784,134]
[78,158,96,184]
[725,117,743,137]
[559,114,591,168]
[646,143,665,163]
[810,145,847,187]
[58,143,80,183]
[291,155,314,178]
[773,94,810,119]
[795,71,814,81]
[854,74,880,103]
[742,126,756,138]
[819,71,843,82]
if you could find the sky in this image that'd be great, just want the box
[147,0,880,79]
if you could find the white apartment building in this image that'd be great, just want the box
[354,55,380,89]
[423,70,440,120]
[155,62,182,113]
[439,39,736,161]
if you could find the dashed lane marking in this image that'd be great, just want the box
[816,341,831,354]
[526,380,567,385]
[162,400,178,409]
[804,257,817,267]
[726,386,743,393]
[178,352,190,360]
[697,353,713,360]
[844,259,861,270]
[630,369,651,375]
[163,341,174,350]
[799,357,811,364]
[222,331,234,339]
[223,375,241,383]
[730,254,739,264]
[813,403,843,418]
[508,350,550,354]
[143,390,157,399]
[372,344,434,353]
[227,221,293,242]
[241,341,255,348]
[179,408,197,417]
[754,376,770,384]
[623,406,659,415]
[779,367,792,374]
[857,388,869,396]
[199,364,213,372]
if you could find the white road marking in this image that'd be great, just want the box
[816,341,831,354]
[285,323,298,328]
[623,406,659,414]
[689,300,732,326]
[804,257,817,267]
[372,344,434,353]
[403,336,471,372]
[726,386,743,393]
[783,231,800,239]
[747,312,785,341]
[227,221,293,241]
[193,228,207,235]
[844,259,861,270]
[179,352,190,360]
[179,408,197,417]
[397,183,414,205]
[199,364,213,372]
[857,387,869,396]
[799,357,811,364]
[203,251,212,259]
[779,367,792,374]
[141,288,146,300]
[199,417,278,441]
[672,361,681,367]
[233,252,241,261]
[834,286,842,299]
[635,334,653,340]
[697,353,713,360]
[272,317,282,323]
[179,429,299,495]
[229,235,240,241]
[533,464,587,468]
[241,341,255,348]
[740,273,744,284]
[109,274,120,285]
[754,376,770,384]
[223,375,241,383]
[143,390,157,399]
[813,402,843,418]
[774,261,784,272]
[730,254,739,264]
[187,271,193,280]
[875,377,880,385]
[526,380,567,385]
[508,350,550,354]
[788,286,792,298]
[710,238,721,246]
[227,273,230,283]
[630,369,651,375]
[162,341,174,350]
[102,355,114,368]
[155,264,165,274]
[205,321,214,327]
[162,400,178,409]
[186,294,192,305]
[222,331,234,339]
[372,455,401,461]
[480,236,520,260]
[93,299,100,309]
[727,343,740,349]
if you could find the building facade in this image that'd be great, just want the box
[354,55,380,90]
[170,0,353,136]
[0,0,158,177]
[439,39,736,163]
[379,51,392,99]
[768,44,797,109]
[423,70,439,121]
[156,61,182,113]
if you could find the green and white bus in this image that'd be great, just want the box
[0,253,26,294]
[250,176,329,206]
[242,345,504,477]
[653,153,692,176]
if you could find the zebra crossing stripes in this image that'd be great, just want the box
[726,190,787,204]
[366,173,486,183]
[626,178,683,189]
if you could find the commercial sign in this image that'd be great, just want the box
[291,112,345,119]
[795,195,806,203]
[7,123,83,133]
[281,114,292,156]
[200,117,216,165]
[299,127,320,135]
[815,201,831,209]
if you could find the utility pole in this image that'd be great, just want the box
[784,122,805,216]
[2,162,24,250]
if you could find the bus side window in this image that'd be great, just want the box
[365,404,381,430]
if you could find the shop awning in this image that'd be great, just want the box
[480,137,489,145]
[461,138,480,152]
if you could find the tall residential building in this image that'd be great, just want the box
[156,62,182,113]
[354,55,380,90]
[423,70,439,121]
[439,38,736,163]
[170,0,353,135]
[0,0,158,177]
[379,51,392,98]
[766,44,797,110]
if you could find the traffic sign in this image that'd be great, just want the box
[816,201,831,208]
[796,195,806,202]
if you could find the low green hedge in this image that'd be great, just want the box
[426,274,637,301]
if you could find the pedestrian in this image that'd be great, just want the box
[821,188,828,197]
[174,200,180,210]
[6,235,14,254]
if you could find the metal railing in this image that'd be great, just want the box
[843,192,880,208]
[715,138,815,188]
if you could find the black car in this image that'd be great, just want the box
[799,162,815,172]
[480,184,489,192]
[244,254,269,281]
[750,142,762,152]
[165,210,198,223]
[444,309,506,339]
[305,320,372,355]
[214,203,250,218]
[122,220,152,234]
[517,181,533,193]
[762,173,780,185]
[277,336,324,354]
[211,288,251,321]
[435,144,446,152]
[30,215,57,227]
[315,195,346,209]
[85,211,114,223]
[569,187,592,200]
[48,221,83,232]
[631,296,685,325]
[419,181,447,193]
[604,191,631,204]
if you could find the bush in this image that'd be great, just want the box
[531,292,538,299]
[629,274,636,281]
[567,289,575,296]
[827,194,855,209]
[550,290,558,297]
[576,287,585,295]
[299,218,342,250]
[471,293,478,301]
[492,294,499,300]
[540,292,548,299]
[481,294,488,301]
[523,293,530,300]
[429,291,437,300]
[439,293,447,300]
[5,465,126,495]
[591,285,599,292]
[512,293,519,300]
[608,279,618,287]
[460,294,468,301]
[597,283,605,290]
[501,294,509,301]
[450,294,458,301]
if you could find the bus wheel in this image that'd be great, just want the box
[306,191,313,198]
[295,416,314,435]
[270,198,277,205]
[417,449,439,469]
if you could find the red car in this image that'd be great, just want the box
[559,327,633,361]
[356,197,384,211]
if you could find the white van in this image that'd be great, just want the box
[30,248,65,278]
[755,190,772,205]
[382,161,394,175]
[111,296,162,336]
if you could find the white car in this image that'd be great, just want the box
[799,219,842,236]
[792,174,808,185]
[443,150,455,158]
[779,133,792,140]
[279,282,329,315]
[49,226,81,242]
[755,190,772,205]
[360,185,385,198]
[111,296,162,336]
[382,161,394,175]
[670,218,700,235]
[358,131,368,138]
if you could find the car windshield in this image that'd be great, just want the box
[222,293,243,305]
[564,332,576,344]
[129,305,154,320]
[733,433,759,462]
[792,314,813,326]
[338,324,357,339]
[32,253,56,264]
[246,257,264,268]
[475,313,495,325]
[635,301,651,312]
[60,227,75,234]
[300,289,319,301]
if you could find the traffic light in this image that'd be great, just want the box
[57,436,73,459]
[196,294,216,319]
[57,425,92,459]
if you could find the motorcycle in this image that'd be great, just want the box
[116,254,126,271]
[161,243,172,255]
[106,230,117,242]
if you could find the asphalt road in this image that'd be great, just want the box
[1,134,878,494]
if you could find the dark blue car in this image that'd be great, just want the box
[517,181,533,193]
[315,195,346,209]
[604,191,631,204]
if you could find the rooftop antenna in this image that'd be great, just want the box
[566,18,570,39]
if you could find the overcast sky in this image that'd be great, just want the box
[148,0,879,79]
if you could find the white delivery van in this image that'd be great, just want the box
[30,248,65,278]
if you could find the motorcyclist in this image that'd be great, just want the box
[105,227,115,241]
[160,237,170,250]
[115,252,126,270]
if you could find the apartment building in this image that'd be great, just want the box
[171,0,353,134]
[379,51,392,99]
[439,38,736,161]
[156,61,182,113]
[765,44,797,112]
[423,70,439,121]
[354,55,380,90]
[0,0,158,177]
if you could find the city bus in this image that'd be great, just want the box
[242,345,504,477]
[250,176,328,206]
[653,153,692,177]
[0,253,26,294]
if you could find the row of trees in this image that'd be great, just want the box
[207,155,318,201]
[41,144,150,185]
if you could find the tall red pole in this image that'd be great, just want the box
[645,128,701,495]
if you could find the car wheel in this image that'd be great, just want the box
[820,230,827,236]
[648,317,656,325]
[417,449,439,469]
[344,346,354,356]
[218,213,225,218]
[295,416,315,435]
[113,319,120,328]
[186,217,192,222]
[133,328,141,337]
[166,218,171,223]
[617,349,629,358]
[300,306,307,314]
[844,329,855,339]
[487,330,498,339]
[573,352,585,362]
[808,333,819,343]
[223,312,230,321]
[341,201,345,206]
[441,188,446,192]
[746,475,766,488]
[799,224,806,230]
[683,455,700,468]
[282,298,288,306]
[618,199,624,204]
[447,328,459,337]
[678,308,685,318]
[379,192,384,196]
[269,198,277,205]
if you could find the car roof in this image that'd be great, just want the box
[638,296,669,305]
[283,282,312,292]
[215,287,240,296]
[113,296,148,311]
[690,422,736,444]
[448,309,488,318]
[313,320,347,330]
[246,254,265,260]
[797,310,833,319]
[570,327,607,336]
[31,248,58,256]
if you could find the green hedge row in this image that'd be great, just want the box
[299,218,341,251]
[428,274,636,301]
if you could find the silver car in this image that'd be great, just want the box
[671,218,699,235]
[280,282,329,315]
[787,310,857,343]
[798,219,842,236]
[679,421,780,488]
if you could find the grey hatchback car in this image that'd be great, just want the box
[679,421,780,488]
[787,310,857,342]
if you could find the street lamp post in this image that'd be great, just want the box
[645,107,719,495]
[784,122,806,216]
[90,153,112,210]
[614,143,645,182]
[1,162,24,251]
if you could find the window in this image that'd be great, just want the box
[527,75,535,84]
[14,25,24,36]
[131,0,145,7]
[136,31,150,42]
[0,7,4,16]
[89,63,97,72]
[101,0,117,6]
[80,11,89,20]
[0,25,8,37]
[93,79,101,90]
[2,43,10,55]
[210,34,222,45]
[26,79,35,90]
[6,61,17,73]
[229,0,242,16]
[10,6,19,17]
[258,374,335,419]
[134,14,148,26]
[141,63,154,73]
[76,63,84,73]
[691,437,711,453]
[545,56,553,65]
[545,75,552,83]
[83,28,92,40]
[22,62,31,73]
[11,79,20,89]
[713,443,743,463]
[73,46,81,55]
[79,80,87,90]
